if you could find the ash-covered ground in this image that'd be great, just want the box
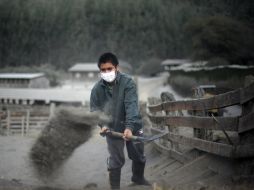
[0,126,110,189]
[1,73,249,190]
[0,74,174,190]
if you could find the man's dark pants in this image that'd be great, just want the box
[106,130,146,189]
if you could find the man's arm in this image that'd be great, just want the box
[123,79,141,139]
[90,87,101,112]
[90,87,111,134]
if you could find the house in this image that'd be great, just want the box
[0,88,89,106]
[0,73,49,88]
[69,63,99,81]
[161,59,190,71]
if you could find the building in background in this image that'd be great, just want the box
[161,59,190,71]
[69,63,99,82]
[0,73,49,88]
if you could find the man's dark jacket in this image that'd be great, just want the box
[90,72,143,133]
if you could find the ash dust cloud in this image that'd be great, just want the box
[29,108,104,179]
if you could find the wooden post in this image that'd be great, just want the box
[22,99,27,105]
[161,92,180,151]
[21,116,25,136]
[49,102,56,118]
[15,99,19,104]
[6,110,10,136]
[9,99,13,104]
[26,110,30,135]
[147,97,165,145]
[237,79,254,178]
[29,100,34,105]
[239,80,254,145]
[244,75,254,87]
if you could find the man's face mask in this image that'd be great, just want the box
[100,70,116,83]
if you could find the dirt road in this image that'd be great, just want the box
[138,72,183,101]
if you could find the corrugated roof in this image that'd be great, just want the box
[161,59,190,66]
[69,63,98,72]
[0,73,45,79]
[69,61,133,73]
[0,88,90,104]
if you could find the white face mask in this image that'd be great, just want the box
[100,70,116,83]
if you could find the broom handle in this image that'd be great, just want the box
[109,131,140,141]
[100,130,143,141]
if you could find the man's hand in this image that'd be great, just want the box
[123,128,133,141]
[100,126,109,137]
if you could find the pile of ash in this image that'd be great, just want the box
[29,108,101,178]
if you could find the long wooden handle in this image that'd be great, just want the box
[100,131,141,141]
[109,131,140,141]
[100,130,167,142]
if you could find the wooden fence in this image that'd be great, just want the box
[0,110,49,136]
[147,81,254,160]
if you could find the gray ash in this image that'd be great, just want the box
[30,108,98,178]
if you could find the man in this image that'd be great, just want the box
[90,52,149,189]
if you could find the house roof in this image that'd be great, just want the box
[0,73,45,79]
[69,63,98,72]
[0,88,90,105]
[161,59,190,66]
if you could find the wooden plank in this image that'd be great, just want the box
[148,89,240,112]
[148,114,238,131]
[150,126,254,158]
[150,129,234,157]
[6,110,10,135]
[238,111,254,133]
[9,117,26,121]
[150,126,167,134]
[1,114,48,133]
[30,119,49,123]
[238,85,254,156]
[147,97,162,114]
[21,116,25,136]
[152,140,170,155]
[241,82,254,104]
[169,149,190,163]
[30,116,49,120]
[168,133,234,157]
[152,141,189,163]
[26,110,30,134]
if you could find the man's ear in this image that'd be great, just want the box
[116,65,119,71]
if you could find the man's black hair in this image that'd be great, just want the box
[98,52,119,68]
